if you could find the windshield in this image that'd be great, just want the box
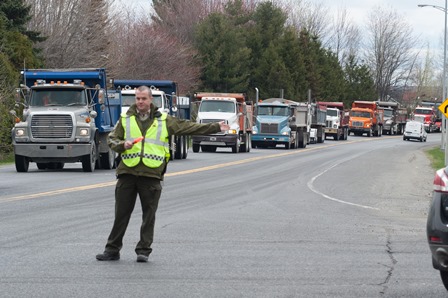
[121,94,163,108]
[258,106,289,116]
[383,110,393,117]
[326,109,338,117]
[199,100,235,113]
[350,111,371,118]
[31,89,87,106]
[414,108,432,115]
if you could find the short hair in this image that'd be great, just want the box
[136,85,152,97]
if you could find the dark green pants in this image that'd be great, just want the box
[104,174,162,256]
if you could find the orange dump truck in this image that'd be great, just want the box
[192,92,253,153]
[349,101,383,137]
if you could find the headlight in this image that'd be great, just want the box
[333,124,337,129]
[228,129,237,134]
[282,131,289,135]
[79,129,89,136]
[16,129,25,136]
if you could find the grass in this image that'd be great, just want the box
[0,151,14,165]
[426,146,446,170]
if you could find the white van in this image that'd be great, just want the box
[403,120,427,142]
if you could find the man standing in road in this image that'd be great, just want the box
[96,86,229,262]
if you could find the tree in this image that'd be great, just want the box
[365,6,419,101]
[0,1,42,155]
[195,0,252,92]
[25,0,112,68]
[344,54,376,106]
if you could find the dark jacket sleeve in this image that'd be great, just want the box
[108,118,127,153]
[166,115,221,136]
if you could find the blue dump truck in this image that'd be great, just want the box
[251,98,302,149]
[11,68,121,172]
[112,79,190,159]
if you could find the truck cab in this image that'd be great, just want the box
[192,92,252,153]
[11,68,121,172]
[251,100,298,149]
[413,106,437,133]
[349,101,383,137]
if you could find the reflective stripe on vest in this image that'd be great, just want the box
[121,113,170,168]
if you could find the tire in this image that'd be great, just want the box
[36,163,48,170]
[441,271,448,291]
[367,129,372,137]
[82,142,97,172]
[246,134,251,152]
[100,147,116,170]
[182,136,188,159]
[285,141,290,149]
[174,136,182,159]
[192,143,200,153]
[15,155,29,172]
[232,142,239,153]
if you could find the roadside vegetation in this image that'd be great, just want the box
[426,146,446,170]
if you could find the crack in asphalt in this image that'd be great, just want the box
[379,233,398,296]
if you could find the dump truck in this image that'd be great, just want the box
[251,98,300,149]
[376,101,407,135]
[11,68,121,172]
[317,101,349,140]
[414,102,438,133]
[349,101,383,137]
[112,79,190,159]
[310,102,327,143]
[192,92,253,153]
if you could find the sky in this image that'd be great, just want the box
[130,0,447,51]
[318,0,446,50]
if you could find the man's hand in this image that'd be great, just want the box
[219,121,230,131]
[124,140,133,150]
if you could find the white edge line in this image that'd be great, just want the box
[307,163,380,210]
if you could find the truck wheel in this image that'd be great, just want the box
[100,147,116,170]
[440,271,448,291]
[82,142,97,172]
[232,142,240,153]
[367,129,372,137]
[182,136,188,159]
[175,136,183,159]
[36,163,48,170]
[246,134,251,152]
[192,144,200,153]
[333,134,338,141]
[285,142,290,149]
[15,155,29,172]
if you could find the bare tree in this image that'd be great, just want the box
[328,7,360,65]
[151,0,257,44]
[282,0,330,42]
[365,6,420,101]
[107,14,201,94]
[25,0,113,68]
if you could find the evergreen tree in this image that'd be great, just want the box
[195,1,251,92]
[246,1,288,99]
[344,54,376,107]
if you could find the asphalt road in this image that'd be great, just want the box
[0,133,444,297]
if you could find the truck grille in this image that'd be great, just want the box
[326,120,332,127]
[31,115,73,138]
[201,119,222,124]
[260,123,278,133]
[352,121,364,127]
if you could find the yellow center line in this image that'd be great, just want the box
[0,137,387,203]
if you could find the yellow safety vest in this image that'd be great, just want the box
[121,113,170,168]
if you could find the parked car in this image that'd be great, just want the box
[427,166,448,291]
[403,120,427,142]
